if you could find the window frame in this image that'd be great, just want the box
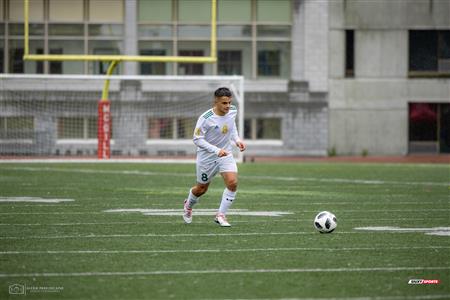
[409,30,450,78]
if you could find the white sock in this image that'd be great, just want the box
[218,188,236,215]
[186,189,198,209]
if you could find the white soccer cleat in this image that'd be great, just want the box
[183,199,192,224]
[215,213,231,227]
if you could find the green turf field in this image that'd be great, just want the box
[0,162,449,299]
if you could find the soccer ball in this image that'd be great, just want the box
[313,211,337,233]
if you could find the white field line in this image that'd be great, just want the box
[0,212,104,215]
[106,208,450,214]
[0,246,449,255]
[0,229,445,240]
[0,232,368,240]
[214,295,450,300]
[0,197,74,203]
[0,217,448,226]
[0,222,147,226]
[2,208,449,216]
[0,204,81,207]
[4,166,449,187]
[0,266,448,278]
[354,226,450,237]
[354,226,450,232]
[104,208,292,217]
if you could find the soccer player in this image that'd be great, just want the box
[183,87,246,227]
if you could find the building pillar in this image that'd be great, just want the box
[124,0,138,75]
[288,0,329,156]
[291,0,306,81]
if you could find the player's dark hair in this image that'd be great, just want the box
[214,87,232,98]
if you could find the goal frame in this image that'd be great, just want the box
[0,74,245,163]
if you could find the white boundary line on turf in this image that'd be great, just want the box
[3,166,449,187]
[0,217,448,226]
[0,212,104,215]
[1,246,449,255]
[0,197,74,203]
[0,159,196,164]
[0,230,444,240]
[0,204,81,207]
[0,266,448,278]
[0,222,147,226]
[0,232,363,240]
[212,295,450,300]
[1,208,449,216]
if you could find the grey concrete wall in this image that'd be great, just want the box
[328,0,450,155]
[329,78,450,155]
[355,30,407,78]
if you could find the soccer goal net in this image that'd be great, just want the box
[0,75,244,162]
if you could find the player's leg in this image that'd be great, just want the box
[186,182,209,209]
[183,160,219,224]
[184,182,210,224]
[215,156,238,227]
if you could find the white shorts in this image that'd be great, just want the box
[196,154,237,184]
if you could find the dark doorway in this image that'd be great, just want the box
[409,103,450,153]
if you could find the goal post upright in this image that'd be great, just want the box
[97,61,119,159]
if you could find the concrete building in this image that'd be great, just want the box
[0,0,449,157]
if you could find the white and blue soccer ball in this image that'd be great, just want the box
[314,211,337,233]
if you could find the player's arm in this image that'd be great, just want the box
[193,117,225,156]
[230,121,246,152]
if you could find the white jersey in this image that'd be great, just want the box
[193,105,241,163]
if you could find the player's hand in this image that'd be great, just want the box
[218,149,229,157]
[236,141,246,152]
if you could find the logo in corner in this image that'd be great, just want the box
[9,284,26,295]
[408,279,440,285]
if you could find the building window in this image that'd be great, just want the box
[218,0,251,23]
[148,118,174,139]
[49,40,84,74]
[140,49,166,75]
[257,0,291,22]
[49,0,84,22]
[8,43,24,73]
[0,47,3,73]
[345,29,354,77]
[218,50,242,75]
[258,50,280,76]
[257,41,290,78]
[178,0,211,23]
[49,48,62,74]
[139,0,172,22]
[0,117,34,140]
[409,30,450,76]
[89,0,123,23]
[139,25,172,38]
[57,117,98,139]
[8,38,45,74]
[178,50,204,75]
[148,117,196,140]
[408,103,450,153]
[244,118,281,140]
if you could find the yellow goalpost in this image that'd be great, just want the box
[22,0,219,160]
